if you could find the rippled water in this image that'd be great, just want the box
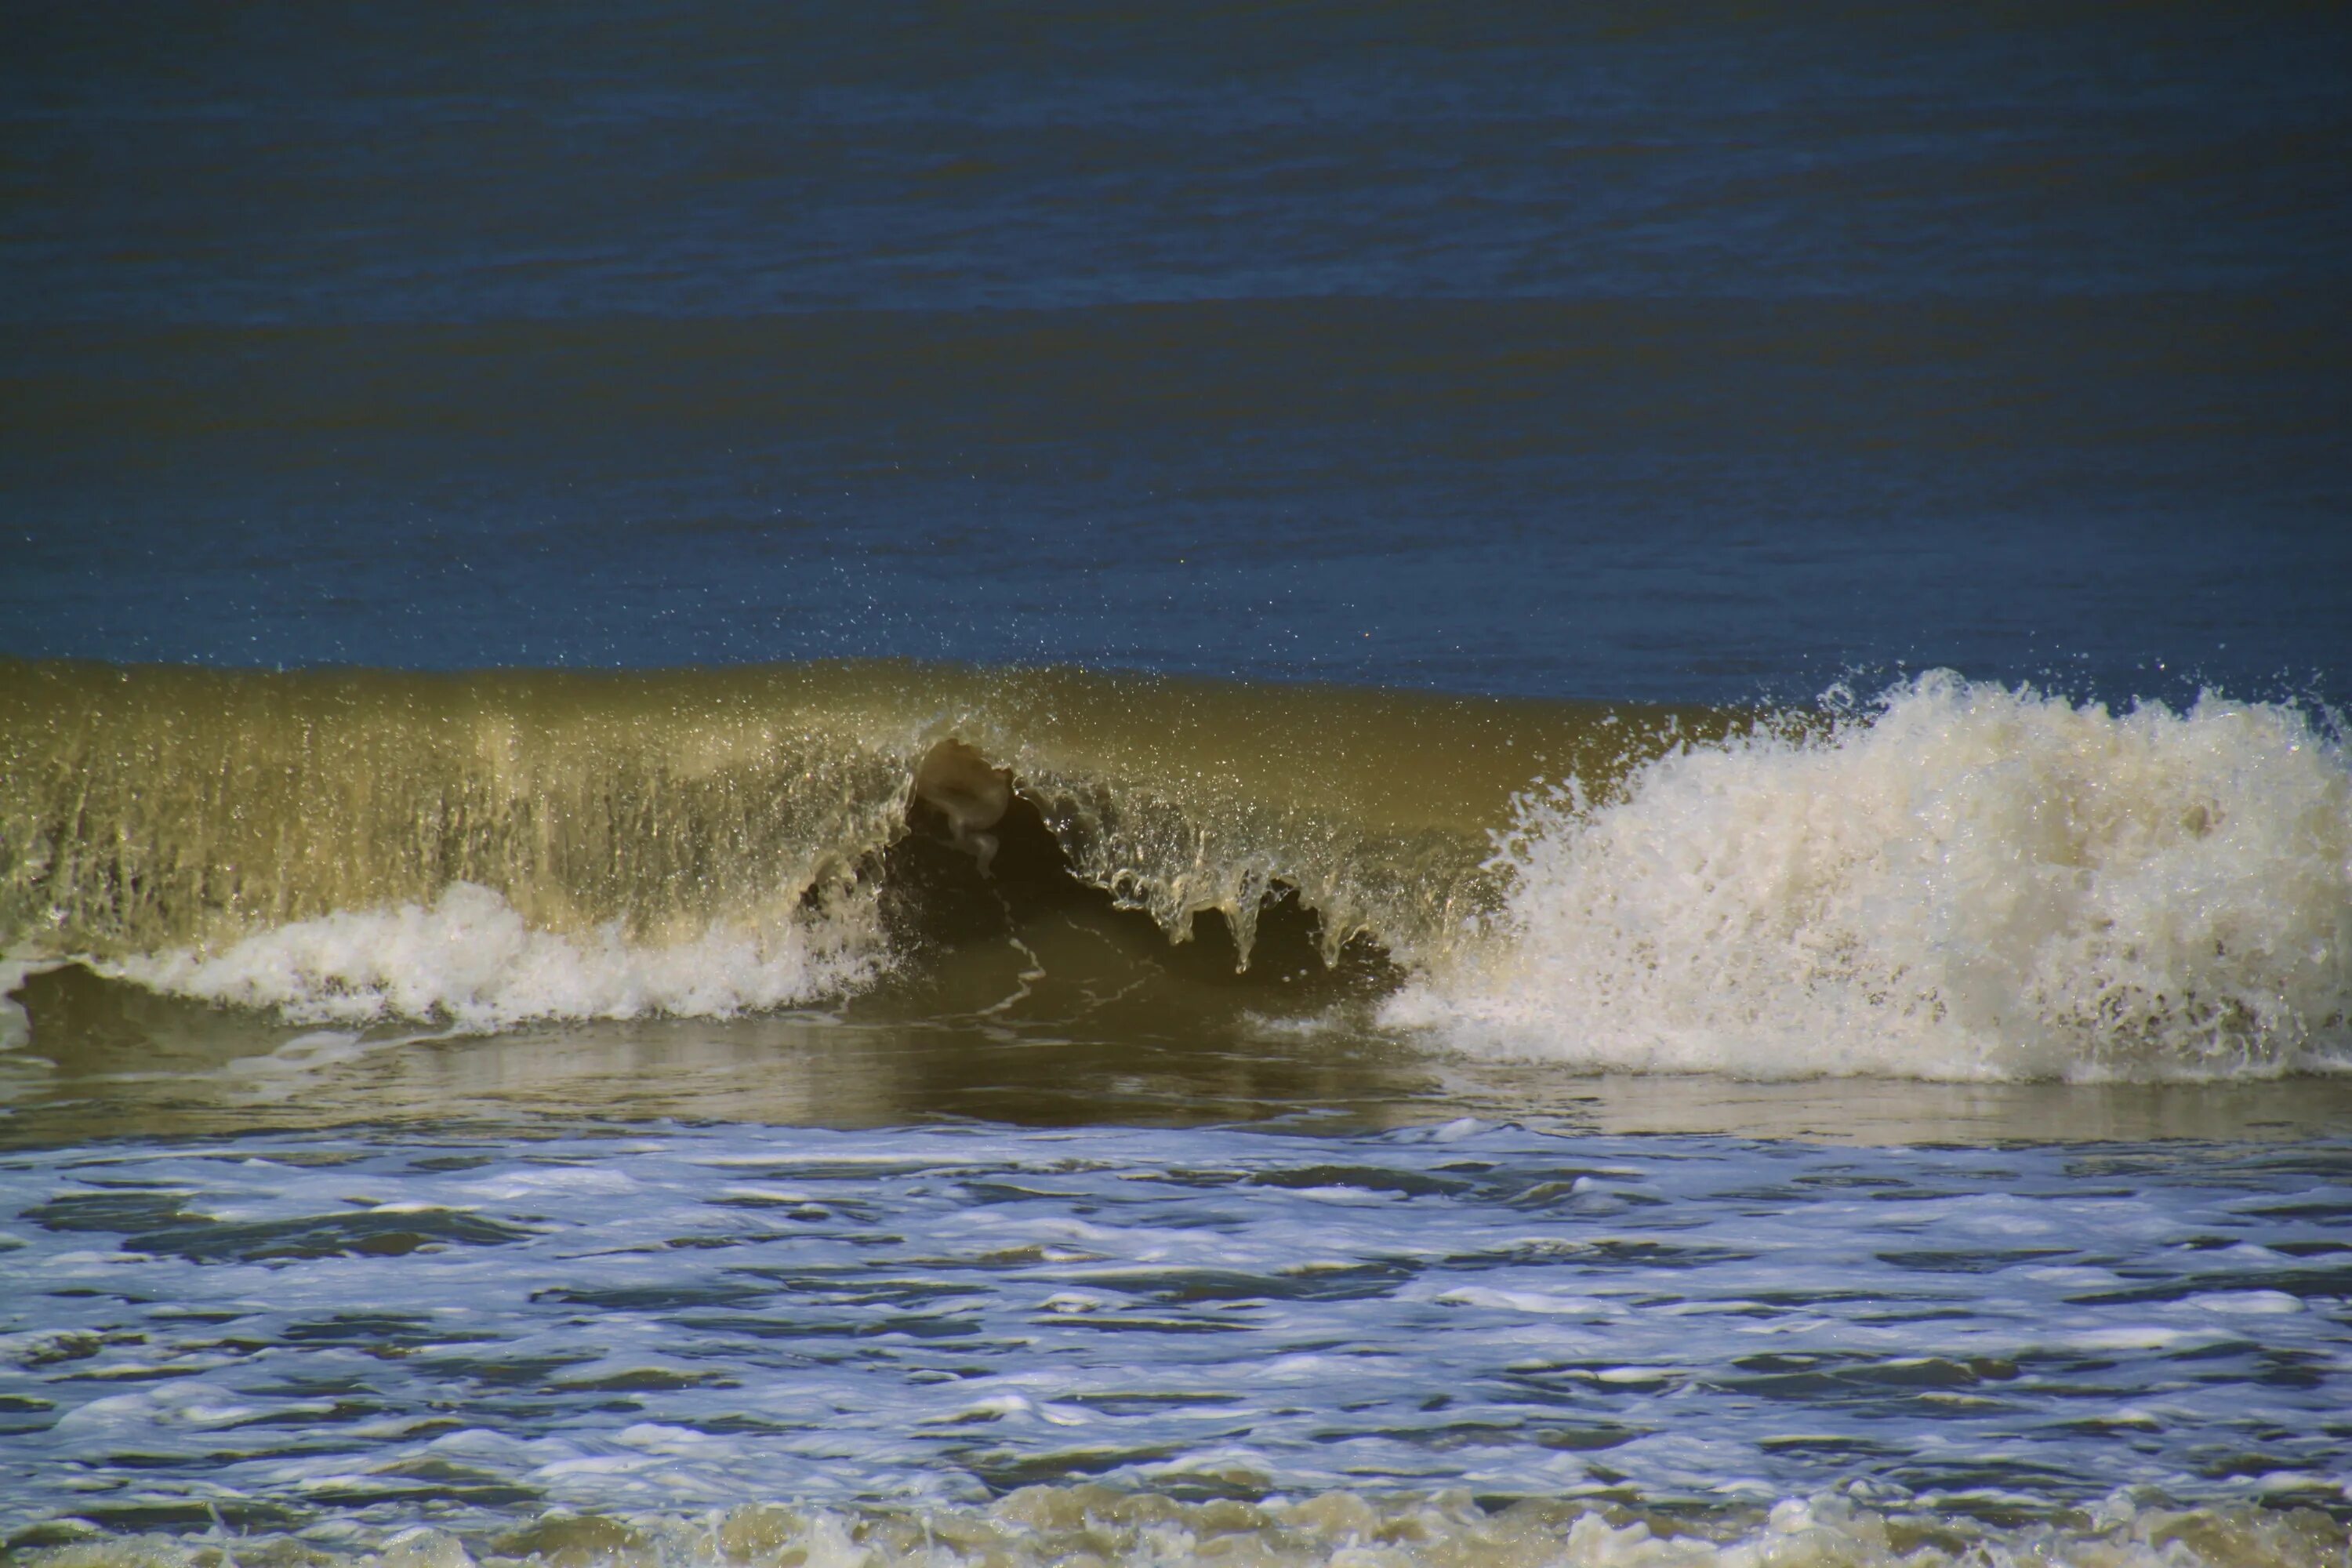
[6,1119,2348,1542]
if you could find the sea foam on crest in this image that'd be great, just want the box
[1385,673,2352,1080]
[104,882,880,1028]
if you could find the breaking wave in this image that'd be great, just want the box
[1385,674,2352,1081]
[4,660,2347,1080]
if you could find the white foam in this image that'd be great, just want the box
[100,882,881,1029]
[1387,674,2352,1081]
[19,1491,2345,1568]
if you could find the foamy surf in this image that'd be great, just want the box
[1385,673,2352,1082]
[100,882,884,1029]
[4,1118,2347,1551]
[14,1492,2350,1568]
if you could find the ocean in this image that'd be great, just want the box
[4,3,2351,1564]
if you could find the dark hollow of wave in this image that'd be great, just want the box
[885,782,1401,1003]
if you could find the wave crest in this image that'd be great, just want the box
[1384,674,2352,1081]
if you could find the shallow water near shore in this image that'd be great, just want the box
[5,1115,2351,1558]
[8,973,2352,1151]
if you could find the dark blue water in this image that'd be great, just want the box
[5,1,2348,701]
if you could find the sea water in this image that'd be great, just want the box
[4,667,2347,1566]
[5,2,2351,1564]
[3,1120,2350,1563]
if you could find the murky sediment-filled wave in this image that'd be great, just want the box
[3,659,2347,1083]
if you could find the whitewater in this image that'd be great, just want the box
[5,1120,2350,1565]
[1388,674,2352,1082]
[5,664,2345,1084]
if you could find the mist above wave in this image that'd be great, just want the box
[1385,673,2352,1081]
